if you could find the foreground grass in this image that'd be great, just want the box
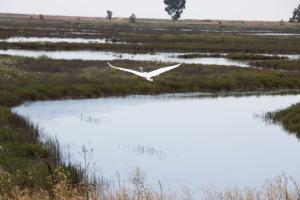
[0,106,83,194]
[266,103,300,138]
[1,167,300,200]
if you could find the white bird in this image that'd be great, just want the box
[107,62,181,82]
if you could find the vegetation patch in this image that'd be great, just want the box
[266,103,300,138]
[177,53,223,59]
[226,53,286,60]
[252,59,300,71]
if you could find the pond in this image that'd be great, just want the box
[12,93,300,198]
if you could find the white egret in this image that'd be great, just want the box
[107,62,181,82]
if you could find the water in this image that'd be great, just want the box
[0,37,126,44]
[12,93,300,198]
[260,53,300,60]
[0,49,250,67]
[252,33,300,36]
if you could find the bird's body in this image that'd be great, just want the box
[107,62,181,82]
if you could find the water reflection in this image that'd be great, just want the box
[119,144,168,160]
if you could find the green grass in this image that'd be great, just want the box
[251,59,300,71]
[226,53,285,60]
[0,105,83,190]
[177,53,222,59]
[1,55,300,108]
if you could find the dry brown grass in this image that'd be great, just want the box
[204,173,300,200]
[0,167,176,200]
[1,166,300,200]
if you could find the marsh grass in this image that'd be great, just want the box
[251,60,300,72]
[1,55,300,109]
[265,103,300,138]
[226,53,286,60]
[1,17,300,54]
[0,106,84,190]
[177,53,286,60]
[177,53,223,59]
[2,34,300,54]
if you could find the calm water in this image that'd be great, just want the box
[0,49,249,67]
[252,33,300,36]
[0,37,126,44]
[12,94,300,197]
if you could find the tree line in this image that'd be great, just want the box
[106,0,300,23]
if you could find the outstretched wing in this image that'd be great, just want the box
[148,64,181,78]
[107,62,144,77]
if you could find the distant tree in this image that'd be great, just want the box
[280,19,284,26]
[289,3,300,23]
[107,10,113,20]
[164,0,186,22]
[39,14,44,20]
[129,13,136,24]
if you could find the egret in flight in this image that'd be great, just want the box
[107,62,181,82]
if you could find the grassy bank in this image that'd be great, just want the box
[266,103,300,138]
[1,55,300,108]
[252,59,300,72]
[177,53,286,60]
[0,105,83,195]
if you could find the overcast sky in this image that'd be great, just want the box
[0,0,298,21]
